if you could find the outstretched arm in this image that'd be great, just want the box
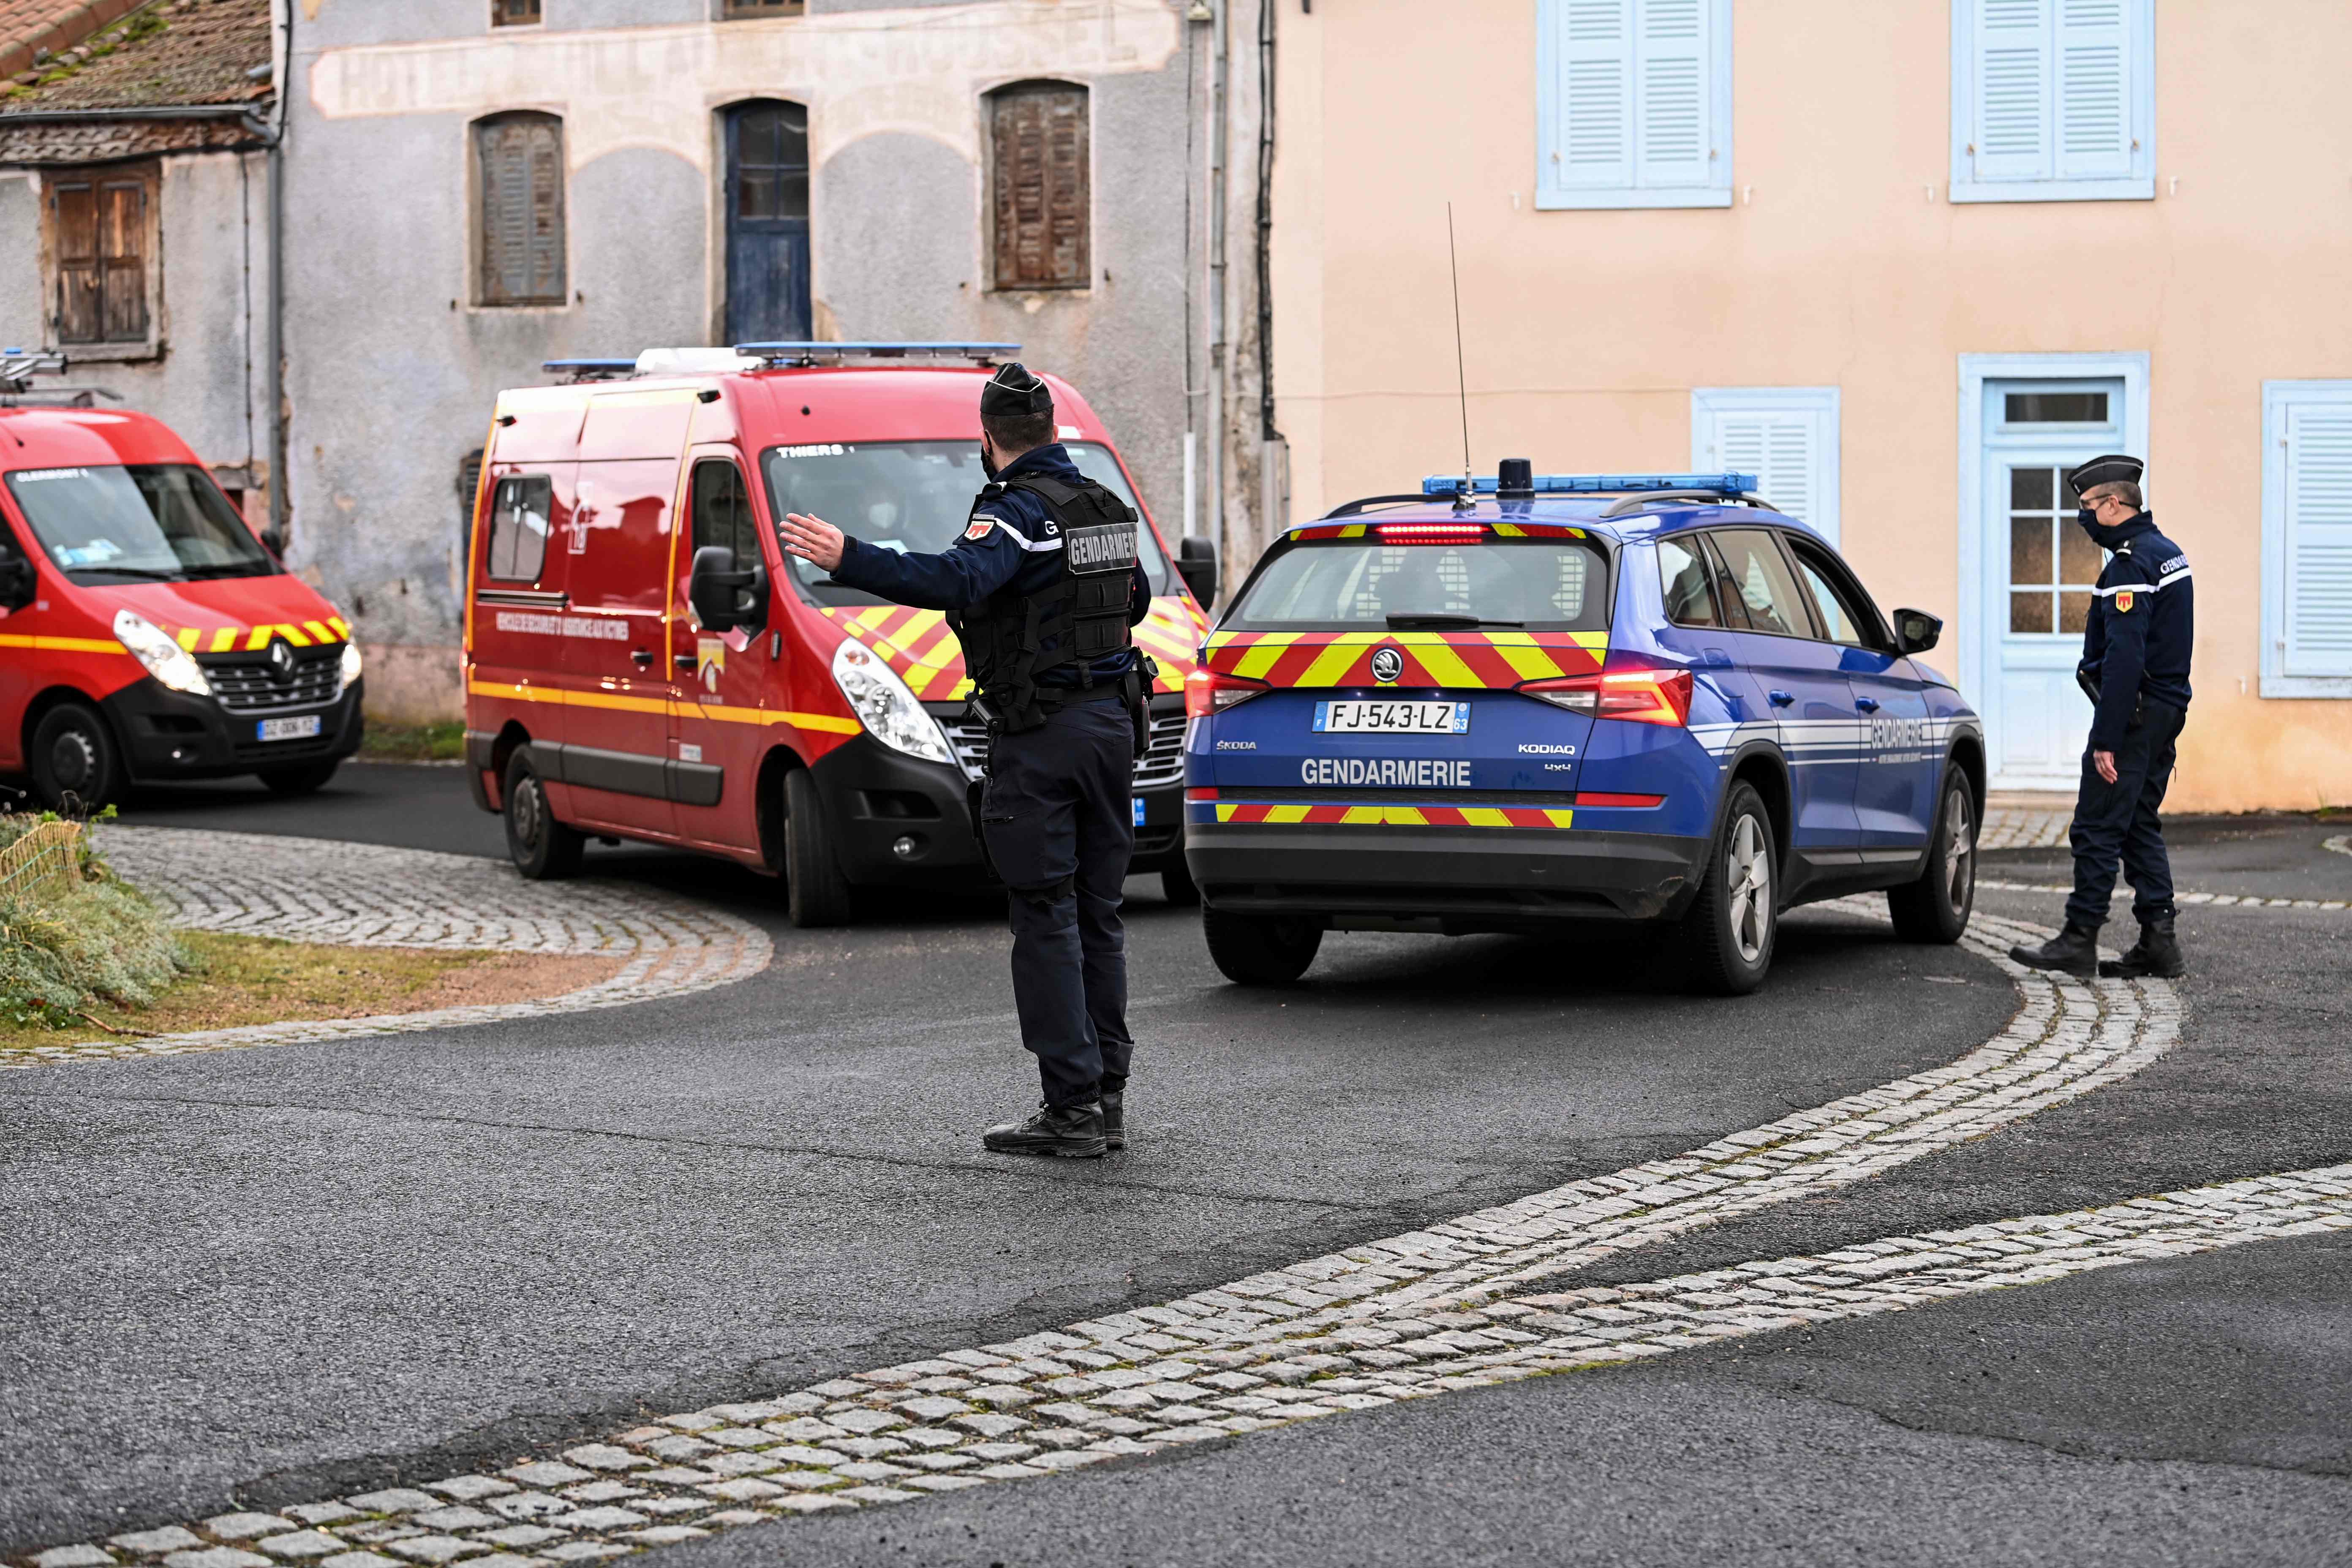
[779,511,1023,612]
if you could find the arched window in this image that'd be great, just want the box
[474,112,566,306]
[987,80,1089,291]
[722,100,811,343]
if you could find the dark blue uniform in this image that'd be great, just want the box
[831,443,1151,1109]
[2066,510,2194,930]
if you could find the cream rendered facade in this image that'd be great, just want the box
[1268,0,2352,813]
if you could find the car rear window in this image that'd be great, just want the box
[1225,537,1609,632]
[760,440,1169,606]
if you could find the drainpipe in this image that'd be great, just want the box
[1205,0,1228,562]
[266,0,289,547]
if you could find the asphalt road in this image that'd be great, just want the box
[4,787,2349,1563]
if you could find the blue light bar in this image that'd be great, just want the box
[1419,472,1759,497]
[733,341,1020,363]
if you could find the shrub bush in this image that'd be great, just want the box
[0,814,189,1028]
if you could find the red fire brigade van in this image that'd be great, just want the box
[0,355,364,810]
[461,344,1215,926]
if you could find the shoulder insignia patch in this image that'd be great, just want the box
[964,516,997,542]
[2114,590,2135,613]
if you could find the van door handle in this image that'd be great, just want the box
[630,649,653,669]
[1854,696,1881,712]
[1768,689,1795,707]
[673,653,697,671]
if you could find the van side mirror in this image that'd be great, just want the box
[689,544,767,633]
[1892,607,1942,655]
[1177,535,1218,607]
[259,527,287,557]
[0,553,33,610]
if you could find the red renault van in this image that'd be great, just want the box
[0,361,363,810]
[461,344,1215,926]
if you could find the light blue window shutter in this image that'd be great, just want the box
[1970,0,2052,183]
[1556,0,1635,194]
[2284,401,2352,678]
[2055,0,2132,180]
[1712,413,1819,539]
[1633,0,1711,189]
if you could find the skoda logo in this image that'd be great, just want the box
[1369,647,1404,685]
[267,637,296,683]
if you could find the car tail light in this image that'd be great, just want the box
[1185,665,1268,718]
[1576,791,1666,808]
[1515,663,1694,727]
[1375,522,1486,544]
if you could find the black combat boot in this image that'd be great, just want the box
[2009,920,2101,977]
[2099,914,2185,979]
[1099,1089,1125,1152]
[983,1100,1107,1159]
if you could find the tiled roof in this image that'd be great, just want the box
[0,0,144,81]
[3,0,269,114]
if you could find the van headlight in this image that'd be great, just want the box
[113,610,212,697]
[831,637,953,765]
[338,639,363,694]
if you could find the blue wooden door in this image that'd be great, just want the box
[724,101,810,345]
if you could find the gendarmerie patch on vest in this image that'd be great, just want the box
[1065,522,1138,574]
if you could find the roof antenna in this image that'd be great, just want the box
[1445,204,1476,513]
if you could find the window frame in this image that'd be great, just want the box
[1657,532,1728,630]
[471,111,570,310]
[689,457,758,565]
[1690,386,1841,546]
[985,79,1093,292]
[1782,533,1895,653]
[490,0,542,27]
[1700,527,1823,643]
[2261,379,2352,698]
[720,0,805,16]
[1535,0,1734,212]
[483,473,554,584]
[1948,0,2156,205]
[41,161,161,361]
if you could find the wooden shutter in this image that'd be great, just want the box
[100,181,147,341]
[51,174,147,344]
[2054,0,2130,180]
[2282,400,2352,678]
[1969,0,2051,182]
[1633,0,1710,189]
[53,180,101,343]
[478,115,566,306]
[991,84,1089,290]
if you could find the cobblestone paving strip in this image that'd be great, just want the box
[1,828,772,1071]
[1978,878,2352,912]
[11,903,2209,1565]
[1978,808,2072,851]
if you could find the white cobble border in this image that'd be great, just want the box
[1978,878,2352,913]
[12,901,2210,1568]
[1,828,772,1071]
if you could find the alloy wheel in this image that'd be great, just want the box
[1944,790,1975,909]
[512,775,546,849]
[1728,813,1771,964]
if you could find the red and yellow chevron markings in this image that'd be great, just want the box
[168,617,352,653]
[1199,628,1607,690]
[823,597,1207,701]
[1209,802,1574,829]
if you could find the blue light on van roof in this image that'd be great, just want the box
[733,341,1021,365]
[1419,472,1760,497]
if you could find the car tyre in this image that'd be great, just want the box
[1888,771,1976,944]
[1202,904,1322,984]
[503,751,583,880]
[1160,853,1201,907]
[28,702,122,813]
[1679,780,1776,995]
[784,768,854,928]
[258,761,340,796]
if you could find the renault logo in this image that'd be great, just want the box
[1369,647,1404,685]
[267,637,296,683]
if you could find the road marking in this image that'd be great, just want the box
[2323,833,2350,859]
[1979,878,2352,912]
[11,903,2199,1564]
[0,828,772,1071]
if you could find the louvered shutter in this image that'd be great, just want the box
[1694,390,1839,546]
[478,115,566,305]
[2054,0,2130,180]
[52,180,101,343]
[1554,0,1633,193]
[1633,0,1711,189]
[991,84,1089,289]
[2282,401,2352,678]
[1970,0,2051,182]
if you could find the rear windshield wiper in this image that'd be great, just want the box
[1383,612,1525,631]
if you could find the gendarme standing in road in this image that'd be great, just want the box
[778,363,1153,1159]
[2010,455,2194,980]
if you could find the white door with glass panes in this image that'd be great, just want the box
[1979,379,2125,787]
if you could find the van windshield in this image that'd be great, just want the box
[3,464,275,583]
[760,440,1168,607]
[1227,537,1611,632]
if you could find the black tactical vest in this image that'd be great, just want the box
[948,473,1139,732]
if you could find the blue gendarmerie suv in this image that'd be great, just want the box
[1180,465,1984,994]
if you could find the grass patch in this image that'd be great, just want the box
[0,930,623,1053]
[360,720,467,763]
[2,812,187,1028]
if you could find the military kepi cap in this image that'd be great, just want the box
[980,360,1054,419]
[2067,453,2144,494]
